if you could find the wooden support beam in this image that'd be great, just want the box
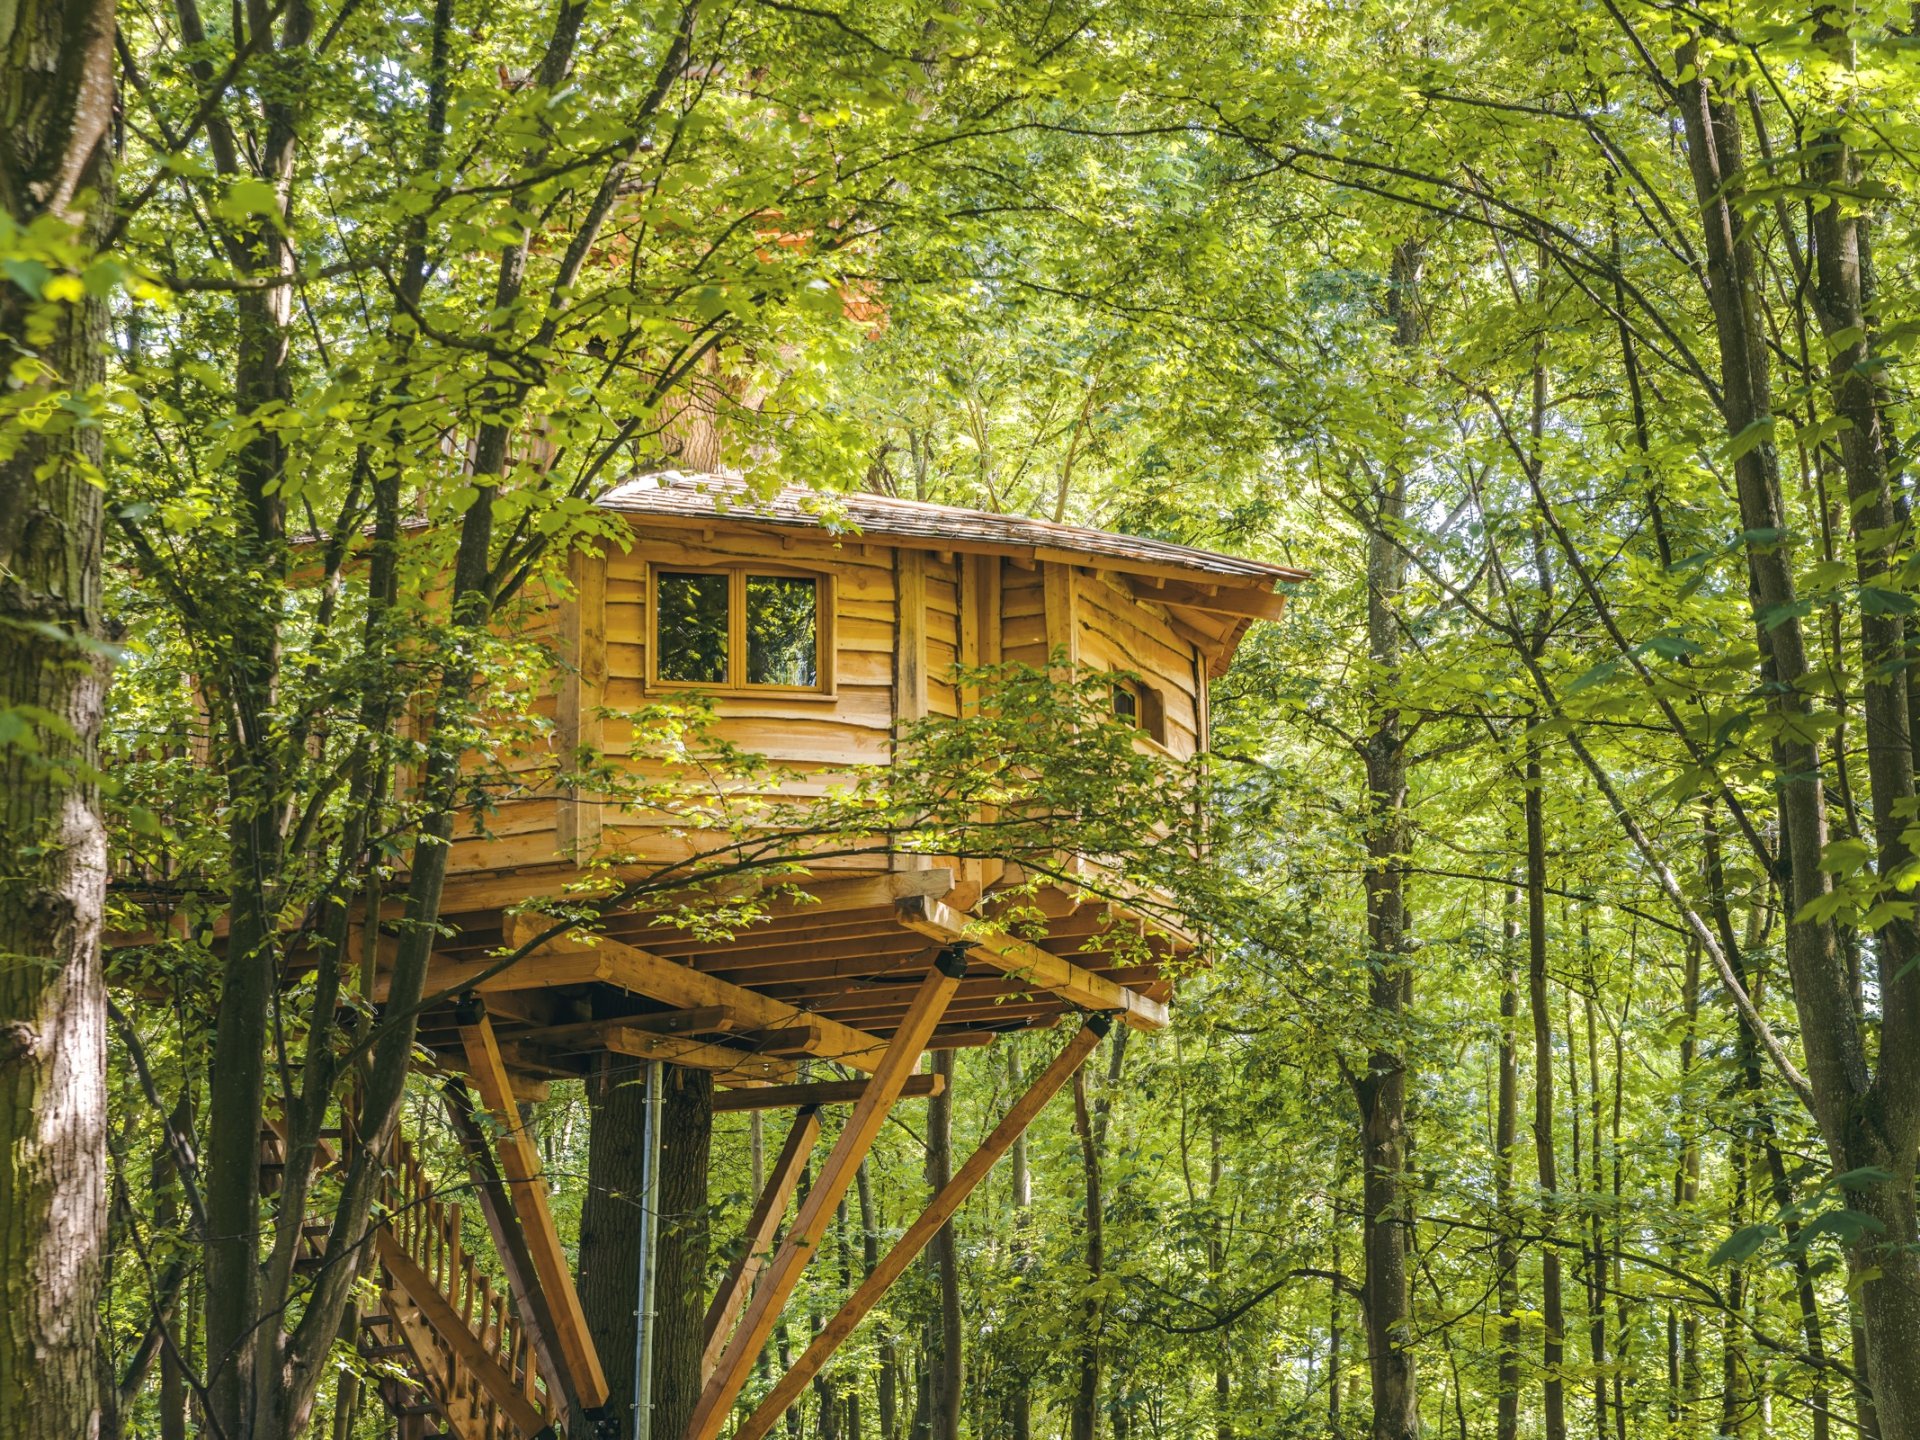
[895,895,1168,1032]
[497,926,897,1074]
[699,1107,823,1380]
[557,543,608,857]
[374,1231,553,1436]
[441,1079,576,1422]
[733,1020,825,1056]
[682,951,967,1440]
[601,1028,797,1084]
[691,933,932,972]
[456,1005,611,1410]
[376,948,603,1002]
[1043,561,1079,665]
[1126,574,1288,622]
[731,1017,1113,1440]
[509,1007,736,1047]
[711,1073,945,1114]
[619,870,957,941]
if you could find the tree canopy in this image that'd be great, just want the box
[3,0,1919,1436]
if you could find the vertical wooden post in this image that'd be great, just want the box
[557,543,607,858]
[681,951,968,1440]
[730,1017,1112,1440]
[1043,561,1079,667]
[457,1001,611,1410]
[700,1107,823,1379]
[894,547,931,873]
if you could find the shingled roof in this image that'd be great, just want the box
[596,472,1305,588]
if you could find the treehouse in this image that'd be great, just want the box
[300,474,1302,1440]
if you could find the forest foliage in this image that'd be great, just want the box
[3,0,1920,1436]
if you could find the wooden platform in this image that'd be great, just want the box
[389,866,1175,1094]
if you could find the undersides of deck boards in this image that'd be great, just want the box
[388,865,1181,1094]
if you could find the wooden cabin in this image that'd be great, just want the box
[412,472,1302,1071]
[325,474,1301,1440]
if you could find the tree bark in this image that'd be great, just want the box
[0,0,115,1431]
[925,1048,961,1440]
[581,1057,650,1440]
[1070,1064,1103,1440]
[579,1061,712,1440]
[1675,49,1920,1440]
[1353,238,1421,1440]
[1006,1043,1032,1440]
[655,1066,713,1440]
[1495,886,1521,1440]
[1524,747,1568,1440]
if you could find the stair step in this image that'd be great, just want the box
[360,1314,394,1329]
[360,1342,411,1358]
[396,1401,441,1417]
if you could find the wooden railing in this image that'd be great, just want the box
[371,1134,561,1440]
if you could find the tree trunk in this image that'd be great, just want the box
[1524,746,1568,1440]
[1354,238,1422,1440]
[857,1161,899,1440]
[926,1049,961,1440]
[579,1061,712,1440]
[1675,52,1920,1440]
[1006,1043,1032,1440]
[1495,886,1521,1440]
[580,1057,650,1440]
[0,0,115,1432]
[1070,1064,1103,1440]
[655,1067,713,1440]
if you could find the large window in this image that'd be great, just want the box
[651,566,829,692]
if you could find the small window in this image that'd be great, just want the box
[651,566,830,693]
[1111,676,1168,745]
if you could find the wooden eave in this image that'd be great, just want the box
[597,472,1303,675]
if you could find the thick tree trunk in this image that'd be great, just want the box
[1676,51,1920,1440]
[0,0,115,1432]
[655,1067,713,1440]
[579,1061,713,1440]
[581,1058,650,1439]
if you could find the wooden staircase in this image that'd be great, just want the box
[263,1125,565,1440]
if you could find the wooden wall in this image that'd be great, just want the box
[446,521,1210,880]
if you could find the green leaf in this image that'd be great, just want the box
[1710,1224,1775,1267]
[1727,418,1776,461]
[1833,1167,1895,1192]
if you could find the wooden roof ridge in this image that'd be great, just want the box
[596,470,1309,586]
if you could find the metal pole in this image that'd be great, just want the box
[633,1058,665,1440]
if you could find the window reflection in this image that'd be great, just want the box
[657,572,729,683]
[747,575,818,687]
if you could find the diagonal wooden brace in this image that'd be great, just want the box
[457,999,611,1411]
[727,1015,1112,1440]
[442,1078,576,1420]
[681,948,969,1440]
[700,1106,823,1381]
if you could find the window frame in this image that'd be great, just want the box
[646,562,836,697]
[1110,674,1169,747]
